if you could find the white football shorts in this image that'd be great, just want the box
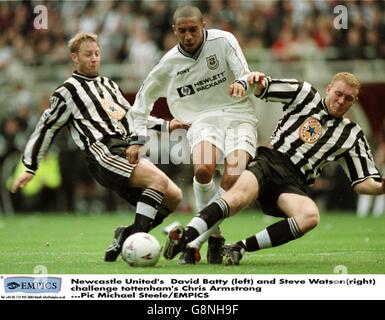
[187,109,258,160]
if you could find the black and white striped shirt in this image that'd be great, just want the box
[259,77,381,186]
[23,71,166,174]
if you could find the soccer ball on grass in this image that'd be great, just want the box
[121,232,161,267]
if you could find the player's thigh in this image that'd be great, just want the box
[129,159,169,190]
[188,123,224,165]
[224,120,257,160]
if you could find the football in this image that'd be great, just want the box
[121,232,161,267]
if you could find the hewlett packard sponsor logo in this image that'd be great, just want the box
[4,277,61,294]
[177,85,195,98]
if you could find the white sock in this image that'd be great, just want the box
[188,220,223,249]
[357,194,373,217]
[208,186,225,202]
[373,195,385,217]
[193,177,217,212]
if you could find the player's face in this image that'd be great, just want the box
[173,16,205,53]
[72,41,100,77]
[325,80,359,118]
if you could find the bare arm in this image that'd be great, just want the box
[353,177,385,195]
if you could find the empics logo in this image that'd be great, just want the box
[4,277,62,294]
[177,85,195,98]
[6,282,20,290]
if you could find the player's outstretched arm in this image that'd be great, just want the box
[11,172,34,193]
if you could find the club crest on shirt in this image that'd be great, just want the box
[206,54,219,70]
[100,98,126,120]
[299,118,323,144]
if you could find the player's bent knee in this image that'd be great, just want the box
[302,210,320,232]
[194,166,215,184]
[166,191,183,212]
[161,182,182,212]
[170,185,183,204]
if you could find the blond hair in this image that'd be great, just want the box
[68,32,99,53]
[330,72,361,93]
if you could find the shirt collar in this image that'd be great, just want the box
[321,99,329,114]
[72,70,100,81]
[177,29,207,60]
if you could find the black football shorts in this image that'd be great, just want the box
[247,146,310,217]
[85,137,142,206]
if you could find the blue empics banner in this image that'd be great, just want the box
[4,277,61,294]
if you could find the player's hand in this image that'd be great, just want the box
[229,82,246,98]
[247,72,266,96]
[169,119,190,132]
[247,72,265,85]
[126,144,141,164]
[12,172,34,193]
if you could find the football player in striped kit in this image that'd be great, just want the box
[164,71,385,265]
[11,32,185,262]
[127,5,259,264]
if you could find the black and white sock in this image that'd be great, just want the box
[237,217,303,252]
[119,205,171,245]
[184,198,230,243]
[151,205,172,229]
[132,188,164,233]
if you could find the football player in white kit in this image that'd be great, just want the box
[127,5,259,264]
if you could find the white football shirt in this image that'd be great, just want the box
[129,29,258,139]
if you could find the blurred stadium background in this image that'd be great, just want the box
[1,0,385,217]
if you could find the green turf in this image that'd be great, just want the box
[0,211,384,274]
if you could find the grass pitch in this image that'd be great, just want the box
[0,211,384,274]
